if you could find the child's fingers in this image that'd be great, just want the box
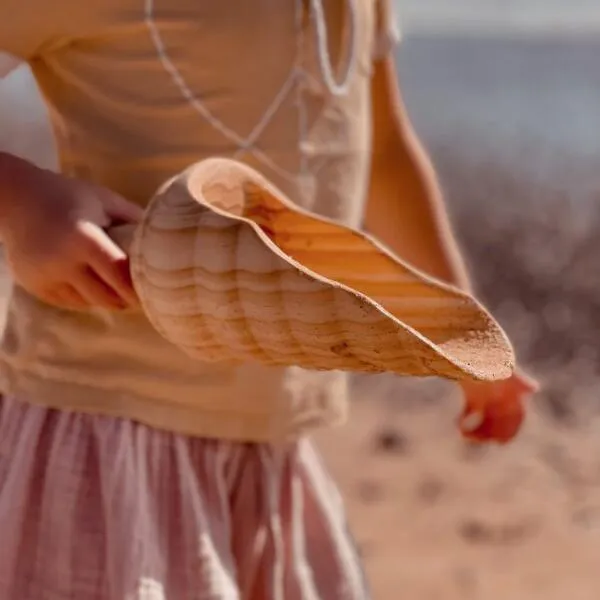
[515,371,540,394]
[81,224,139,306]
[41,284,90,310]
[54,284,90,310]
[90,255,137,306]
[103,193,145,225]
[72,267,127,310]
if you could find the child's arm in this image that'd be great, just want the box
[365,54,471,291]
[0,151,142,309]
[365,54,538,443]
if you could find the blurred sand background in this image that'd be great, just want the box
[2,2,600,598]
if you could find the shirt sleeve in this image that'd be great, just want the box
[373,0,402,59]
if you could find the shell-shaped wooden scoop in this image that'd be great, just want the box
[121,158,514,381]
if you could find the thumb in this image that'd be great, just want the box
[103,192,145,224]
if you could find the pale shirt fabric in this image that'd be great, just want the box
[0,53,20,78]
[0,0,400,443]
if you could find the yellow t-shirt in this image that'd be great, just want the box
[0,0,400,442]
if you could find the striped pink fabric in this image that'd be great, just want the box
[0,395,369,599]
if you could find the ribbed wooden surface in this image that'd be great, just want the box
[129,159,514,381]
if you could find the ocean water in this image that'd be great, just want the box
[396,0,600,35]
[398,36,600,160]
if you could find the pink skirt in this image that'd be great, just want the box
[0,395,369,599]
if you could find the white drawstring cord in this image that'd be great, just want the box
[309,0,358,96]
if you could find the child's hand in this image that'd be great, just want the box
[458,369,539,444]
[0,160,144,311]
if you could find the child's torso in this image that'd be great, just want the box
[0,0,394,441]
[2,0,381,213]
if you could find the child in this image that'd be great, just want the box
[0,1,536,598]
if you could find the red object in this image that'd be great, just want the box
[458,372,538,444]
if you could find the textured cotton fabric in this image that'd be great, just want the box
[0,0,399,442]
[0,395,370,599]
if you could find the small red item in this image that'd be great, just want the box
[458,372,538,444]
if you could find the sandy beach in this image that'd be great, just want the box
[2,30,600,599]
